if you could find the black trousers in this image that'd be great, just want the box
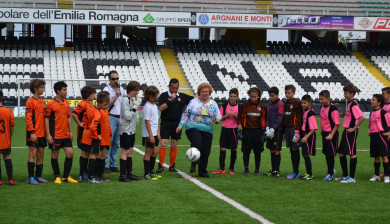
[186,128,213,176]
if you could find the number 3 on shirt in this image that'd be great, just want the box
[0,119,5,134]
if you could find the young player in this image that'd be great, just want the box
[284,85,303,179]
[119,81,143,182]
[25,79,48,185]
[238,87,267,176]
[71,85,96,182]
[264,86,284,178]
[81,92,110,183]
[382,87,390,113]
[319,90,340,181]
[212,88,240,175]
[97,94,112,183]
[338,84,365,183]
[368,94,390,183]
[142,86,160,180]
[299,95,318,180]
[0,90,16,186]
[44,81,78,184]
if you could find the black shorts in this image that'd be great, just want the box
[77,137,83,149]
[160,120,181,140]
[338,129,358,156]
[27,137,47,148]
[49,138,73,150]
[322,131,339,157]
[120,133,135,149]
[370,133,389,157]
[266,129,283,151]
[219,127,238,149]
[100,146,110,151]
[0,148,11,155]
[81,139,100,154]
[301,131,316,156]
[241,128,264,154]
[142,136,159,148]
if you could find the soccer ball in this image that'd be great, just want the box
[186,147,200,162]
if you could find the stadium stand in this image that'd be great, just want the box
[361,42,390,80]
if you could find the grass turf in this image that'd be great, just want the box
[0,117,386,224]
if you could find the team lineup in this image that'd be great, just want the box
[1,70,390,185]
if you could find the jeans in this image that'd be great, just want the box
[106,116,120,168]
[185,128,213,176]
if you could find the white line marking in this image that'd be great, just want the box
[132,147,273,224]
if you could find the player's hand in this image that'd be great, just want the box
[171,92,177,101]
[115,87,121,97]
[301,136,308,143]
[70,132,74,141]
[47,135,53,144]
[176,127,182,133]
[98,135,102,140]
[150,136,155,144]
[347,127,355,133]
[325,134,333,141]
[79,123,84,128]
[31,133,38,142]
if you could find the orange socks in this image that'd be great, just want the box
[170,147,178,167]
[159,147,167,166]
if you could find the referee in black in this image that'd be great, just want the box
[157,78,194,173]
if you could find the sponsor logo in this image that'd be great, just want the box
[357,18,372,28]
[198,14,209,25]
[373,18,390,29]
[143,13,155,23]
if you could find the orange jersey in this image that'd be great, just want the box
[0,106,15,150]
[99,109,111,146]
[44,99,71,139]
[82,106,101,146]
[25,97,46,138]
[72,100,93,138]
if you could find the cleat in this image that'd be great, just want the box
[169,165,178,173]
[110,167,120,172]
[87,178,101,184]
[144,174,158,181]
[211,169,226,175]
[380,173,385,178]
[272,171,280,178]
[199,173,210,178]
[322,174,334,181]
[334,174,346,181]
[28,177,39,185]
[287,172,300,179]
[254,169,260,176]
[190,166,196,173]
[36,177,48,183]
[156,164,164,173]
[300,174,314,180]
[100,177,110,182]
[384,176,390,183]
[119,175,132,182]
[62,177,78,183]
[333,169,337,176]
[369,175,380,182]
[127,174,143,181]
[83,172,88,180]
[55,177,62,184]
[77,176,83,182]
[9,179,16,186]
[243,169,249,176]
[104,168,111,173]
[341,176,356,183]
[263,170,273,176]
[151,173,162,179]
[229,169,235,175]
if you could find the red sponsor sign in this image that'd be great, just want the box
[373,18,390,29]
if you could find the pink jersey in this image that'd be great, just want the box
[383,103,390,113]
[220,102,239,128]
[302,108,318,132]
[343,100,364,129]
[369,108,390,133]
[320,103,340,132]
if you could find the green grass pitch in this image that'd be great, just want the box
[0,117,387,224]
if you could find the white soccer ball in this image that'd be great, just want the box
[186,147,201,162]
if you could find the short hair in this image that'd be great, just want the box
[0,90,3,102]
[301,94,313,103]
[29,79,46,94]
[80,85,96,99]
[268,86,279,95]
[382,87,390,94]
[169,78,179,86]
[109,70,118,79]
[319,90,330,98]
[373,94,385,107]
[285,85,296,92]
[229,88,238,96]
[144,85,160,101]
[343,83,357,95]
[197,83,213,95]
[127,81,141,93]
[247,87,262,98]
[96,91,110,104]
[53,81,67,94]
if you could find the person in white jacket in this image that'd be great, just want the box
[118,81,143,182]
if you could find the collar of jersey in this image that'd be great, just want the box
[168,90,179,97]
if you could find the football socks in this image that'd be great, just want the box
[169,147,178,167]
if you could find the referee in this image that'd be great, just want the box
[157,78,194,173]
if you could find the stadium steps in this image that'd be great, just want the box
[158,48,194,95]
[353,52,390,86]
[257,50,270,55]
[256,1,276,14]
[57,0,73,9]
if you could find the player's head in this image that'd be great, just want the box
[96,91,110,110]
[382,87,390,101]
[197,83,213,100]
[81,85,96,101]
[53,81,67,98]
[108,70,119,87]
[144,85,160,102]
[268,86,279,102]
[229,88,238,104]
[285,85,296,99]
[319,90,330,106]
[372,94,385,109]
[29,79,46,95]
[301,94,312,109]
[0,90,3,103]
[168,78,179,94]
[127,81,141,97]
[247,87,261,104]
[343,83,357,100]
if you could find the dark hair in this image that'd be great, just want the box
[0,90,3,102]
[301,94,313,103]
[268,86,279,95]
[247,87,262,97]
[319,90,330,98]
[53,81,67,95]
[127,81,141,93]
[169,78,179,86]
[109,70,118,79]
[97,91,110,104]
[382,87,390,94]
[343,83,357,95]
[285,85,296,92]
[29,79,46,94]
[229,88,238,96]
[144,85,160,101]
[80,85,96,99]
[373,94,385,107]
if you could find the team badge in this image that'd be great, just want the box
[290,105,293,109]
[257,107,261,111]
[178,98,181,102]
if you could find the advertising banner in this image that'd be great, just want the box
[273,15,354,29]
[196,13,273,28]
[354,17,390,31]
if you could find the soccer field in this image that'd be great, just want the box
[1,117,387,224]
